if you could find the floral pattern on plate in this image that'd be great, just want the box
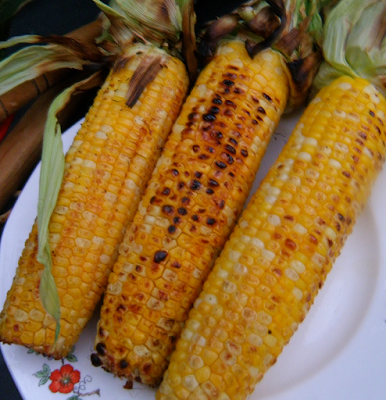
[31,346,100,399]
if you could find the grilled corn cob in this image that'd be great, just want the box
[157,1,386,399]
[91,0,326,386]
[0,0,192,359]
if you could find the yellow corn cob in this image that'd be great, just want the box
[92,40,290,385]
[156,75,386,400]
[0,43,189,358]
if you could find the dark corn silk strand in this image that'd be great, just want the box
[93,40,290,386]
[156,76,386,400]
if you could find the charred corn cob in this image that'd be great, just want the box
[157,1,386,399]
[0,0,192,359]
[91,0,326,386]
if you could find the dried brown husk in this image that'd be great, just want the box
[198,0,331,111]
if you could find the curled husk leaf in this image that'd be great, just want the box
[0,34,106,97]
[37,71,104,340]
[93,0,196,77]
[313,0,386,98]
[199,0,334,111]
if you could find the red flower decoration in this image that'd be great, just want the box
[49,364,81,394]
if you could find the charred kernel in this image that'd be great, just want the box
[209,106,220,114]
[195,171,203,179]
[263,93,272,102]
[190,180,201,190]
[252,96,259,103]
[171,169,179,176]
[188,112,200,121]
[96,342,107,355]
[257,106,266,114]
[225,144,236,154]
[91,353,103,367]
[211,130,223,140]
[233,87,244,94]
[134,267,141,275]
[117,303,127,312]
[181,197,190,205]
[224,109,233,117]
[154,250,168,263]
[124,380,133,390]
[229,172,235,178]
[208,179,219,187]
[168,225,176,234]
[215,161,227,169]
[221,152,234,164]
[309,235,318,245]
[178,207,188,215]
[342,171,351,178]
[369,110,375,117]
[285,239,297,250]
[162,205,175,216]
[192,215,199,221]
[216,199,225,209]
[202,123,213,131]
[241,149,248,157]
[206,188,214,195]
[225,72,237,79]
[172,261,181,268]
[223,79,234,87]
[225,100,236,108]
[176,183,184,192]
[173,216,181,224]
[207,218,216,225]
[150,196,156,204]
[198,154,210,160]
[337,213,345,221]
[252,119,258,125]
[192,145,200,152]
[203,114,216,122]
[162,187,171,195]
[229,138,238,146]
[213,97,222,105]
[120,359,128,369]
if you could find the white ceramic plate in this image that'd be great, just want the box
[1,114,386,400]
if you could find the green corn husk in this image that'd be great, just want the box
[313,0,386,97]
